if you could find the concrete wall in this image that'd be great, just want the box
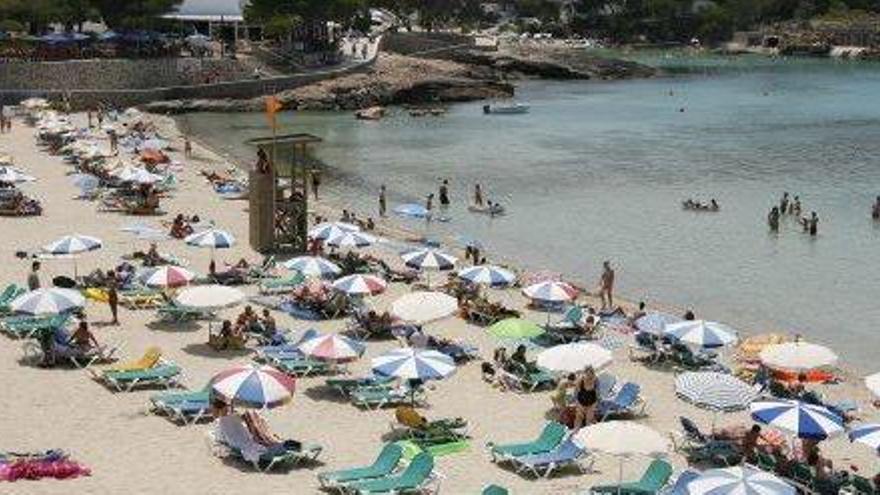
[381,32,475,55]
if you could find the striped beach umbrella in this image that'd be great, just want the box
[185,228,235,249]
[848,423,880,453]
[635,312,682,335]
[676,372,758,413]
[457,265,516,287]
[326,231,375,249]
[751,399,844,440]
[0,167,35,184]
[685,466,795,495]
[372,348,456,381]
[211,364,295,409]
[42,234,102,255]
[175,285,244,309]
[141,265,195,288]
[760,341,838,372]
[10,288,85,315]
[308,222,359,241]
[298,334,365,361]
[390,291,458,324]
[522,280,579,303]
[332,274,387,296]
[487,318,544,340]
[283,256,341,279]
[401,248,457,271]
[536,342,613,373]
[115,166,162,184]
[867,373,880,398]
[664,320,738,348]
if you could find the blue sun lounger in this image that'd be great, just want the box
[511,437,593,478]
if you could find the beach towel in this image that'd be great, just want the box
[215,416,266,464]
[106,346,161,372]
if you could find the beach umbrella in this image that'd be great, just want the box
[372,348,456,381]
[43,234,102,255]
[664,320,738,349]
[536,342,613,373]
[390,291,458,324]
[10,288,85,315]
[760,341,838,372]
[675,372,758,413]
[326,231,375,249]
[184,229,235,259]
[308,222,360,241]
[141,138,169,151]
[750,399,844,440]
[394,203,430,218]
[71,173,100,192]
[120,167,162,185]
[283,256,341,279]
[457,265,516,287]
[487,318,544,340]
[298,334,365,361]
[0,167,35,184]
[848,423,880,454]
[867,373,880,398]
[685,466,795,495]
[522,280,578,303]
[574,421,669,492]
[634,312,682,335]
[141,265,195,288]
[211,364,295,409]
[175,285,244,309]
[401,248,457,271]
[332,274,387,296]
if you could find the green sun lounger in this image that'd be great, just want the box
[590,459,673,494]
[213,415,322,472]
[97,364,182,392]
[0,312,70,339]
[0,284,25,314]
[317,443,404,489]
[259,272,305,294]
[345,452,439,494]
[488,421,567,463]
[272,356,334,377]
[482,485,509,495]
[150,384,212,424]
[326,375,395,396]
[351,385,425,410]
[156,304,214,323]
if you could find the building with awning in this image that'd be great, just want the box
[163,0,245,22]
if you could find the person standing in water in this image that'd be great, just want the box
[311,170,321,200]
[768,206,780,232]
[426,193,434,213]
[808,211,819,236]
[439,180,450,207]
[872,196,880,220]
[780,192,789,214]
[599,261,615,309]
[378,185,387,217]
[791,196,801,216]
[474,184,484,207]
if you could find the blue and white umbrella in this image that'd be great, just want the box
[676,372,758,413]
[685,466,795,495]
[308,222,359,241]
[185,228,235,249]
[750,399,844,440]
[401,248,457,271]
[635,312,682,335]
[42,234,102,255]
[326,231,375,249]
[283,256,341,278]
[0,167,35,184]
[372,348,456,381]
[458,265,515,287]
[664,320,738,348]
[848,423,880,453]
[10,288,85,315]
[211,364,296,409]
[394,203,429,218]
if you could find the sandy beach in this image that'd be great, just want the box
[0,109,877,495]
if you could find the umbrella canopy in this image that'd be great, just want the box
[71,173,100,191]
[332,274,387,296]
[867,373,880,398]
[685,466,795,495]
[211,364,295,408]
[308,222,360,241]
[0,167,35,184]
[759,342,838,372]
[141,265,195,288]
[401,248,457,271]
[326,231,375,249]
[573,421,669,457]
[848,423,880,453]
[664,320,738,348]
[42,234,102,255]
[372,348,456,381]
[487,318,544,339]
[283,256,341,279]
[10,288,85,315]
[750,399,844,440]
[298,333,365,361]
[394,203,430,218]
[175,285,244,309]
[390,291,458,324]
[634,312,682,335]
[522,280,579,303]
[675,372,758,413]
[114,165,161,184]
[185,228,235,249]
[536,342,613,373]
[457,265,515,287]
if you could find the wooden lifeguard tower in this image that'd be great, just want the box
[246,133,323,253]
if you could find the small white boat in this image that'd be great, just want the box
[483,103,530,115]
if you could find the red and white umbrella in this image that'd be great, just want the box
[522,280,579,303]
[332,274,387,296]
[211,364,296,409]
[298,334,365,361]
[141,265,195,288]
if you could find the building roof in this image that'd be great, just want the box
[163,0,245,22]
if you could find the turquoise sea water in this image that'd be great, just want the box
[180,53,880,371]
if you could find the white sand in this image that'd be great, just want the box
[0,112,877,495]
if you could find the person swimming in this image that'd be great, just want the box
[873,196,880,220]
[768,206,780,232]
[439,180,450,207]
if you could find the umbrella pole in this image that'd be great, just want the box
[618,458,624,495]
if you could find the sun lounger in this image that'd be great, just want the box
[351,383,425,410]
[511,437,593,478]
[0,312,71,340]
[393,406,469,447]
[846,475,879,495]
[259,273,305,294]
[510,364,557,392]
[590,459,674,494]
[0,284,26,314]
[271,355,335,377]
[150,385,212,425]
[156,303,214,323]
[673,417,740,466]
[326,375,395,396]
[597,382,645,420]
[487,421,568,463]
[95,363,182,392]
[317,443,404,489]
[105,346,162,372]
[344,452,440,494]
[660,469,701,495]
[24,336,119,369]
[482,485,509,495]
[212,415,322,472]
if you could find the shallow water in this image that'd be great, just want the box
[179,53,880,371]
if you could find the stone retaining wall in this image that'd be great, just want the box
[381,32,475,55]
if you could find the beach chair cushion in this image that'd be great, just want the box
[318,443,403,486]
[106,346,162,372]
[598,382,642,418]
[513,438,586,476]
[489,421,567,460]
[592,459,673,494]
[345,452,434,494]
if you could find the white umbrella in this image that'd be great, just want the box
[175,285,244,309]
[121,167,162,185]
[536,342,613,374]
[0,167,35,184]
[10,288,85,315]
[326,231,375,248]
[866,372,880,398]
[574,421,669,491]
[664,320,738,348]
[185,228,235,261]
[686,466,795,495]
[675,372,758,413]
[283,256,341,278]
[42,234,103,277]
[760,341,838,371]
[308,222,360,241]
[390,291,458,324]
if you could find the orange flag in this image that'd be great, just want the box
[265,95,282,130]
